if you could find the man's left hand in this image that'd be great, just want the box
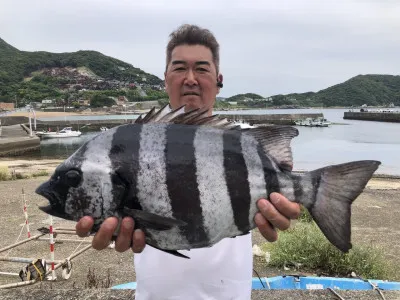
[255,192,300,242]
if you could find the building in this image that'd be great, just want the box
[0,102,15,111]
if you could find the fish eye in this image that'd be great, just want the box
[64,170,82,188]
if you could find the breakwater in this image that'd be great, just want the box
[344,112,400,123]
[218,113,323,125]
[0,124,40,157]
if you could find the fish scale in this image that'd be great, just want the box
[36,104,381,258]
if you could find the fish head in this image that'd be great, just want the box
[36,132,128,231]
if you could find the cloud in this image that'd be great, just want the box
[1,0,399,97]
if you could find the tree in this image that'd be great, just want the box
[90,94,115,108]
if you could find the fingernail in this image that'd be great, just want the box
[81,217,91,228]
[270,193,280,204]
[258,199,269,210]
[123,218,133,230]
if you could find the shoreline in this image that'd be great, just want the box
[1,159,399,189]
[5,106,399,119]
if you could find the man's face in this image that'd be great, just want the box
[164,45,221,115]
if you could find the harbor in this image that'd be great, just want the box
[344,110,400,123]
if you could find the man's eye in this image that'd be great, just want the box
[197,68,208,72]
[174,67,185,71]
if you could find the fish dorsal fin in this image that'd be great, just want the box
[247,125,299,171]
[134,104,240,130]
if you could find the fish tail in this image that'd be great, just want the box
[295,160,380,252]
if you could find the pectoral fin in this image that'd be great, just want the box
[123,207,187,231]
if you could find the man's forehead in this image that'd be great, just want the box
[170,45,213,64]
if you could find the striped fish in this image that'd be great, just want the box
[36,105,381,258]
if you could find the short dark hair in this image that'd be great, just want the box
[165,24,220,74]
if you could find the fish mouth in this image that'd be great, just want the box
[36,181,72,221]
[38,205,73,220]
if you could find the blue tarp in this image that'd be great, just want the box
[112,276,400,291]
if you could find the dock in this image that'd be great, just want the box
[0,124,40,157]
[344,111,400,123]
[218,113,323,125]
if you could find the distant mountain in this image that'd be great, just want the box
[0,37,165,104]
[224,75,400,107]
[224,93,264,102]
[269,75,400,107]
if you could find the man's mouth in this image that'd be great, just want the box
[183,92,200,96]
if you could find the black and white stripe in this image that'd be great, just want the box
[193,126,240,244]
[136,123,191,249]
[222,130,253,234]
[240,133,269,229]
[65,127,117,222]
[164,124,209,246]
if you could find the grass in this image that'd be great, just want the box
[32,170,49,177]
[84,268,113,289]
[0,166,48,181]
[261,221,396,280]
[0,166,10,181]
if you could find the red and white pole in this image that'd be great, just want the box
[22,188,30,238]
[49,216,56,280]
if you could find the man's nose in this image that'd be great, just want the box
[184,69,198,85]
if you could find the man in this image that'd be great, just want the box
[76,24,300,299]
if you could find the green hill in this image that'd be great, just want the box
[269,75,400,107]
[0,37,164,104]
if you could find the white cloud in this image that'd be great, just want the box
[0,0,399,97]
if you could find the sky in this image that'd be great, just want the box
[1,0,399,98]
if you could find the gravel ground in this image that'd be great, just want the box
[0,174,399,297]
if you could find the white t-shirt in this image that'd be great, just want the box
[134,233,253,300]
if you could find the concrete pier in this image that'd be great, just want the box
[344,111,400,123]
[218,113,323,125]
[0,124,40,157]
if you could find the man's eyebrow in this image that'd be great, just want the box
[171,60,211,66]
[195,61,210,66]
[171,60,186,65]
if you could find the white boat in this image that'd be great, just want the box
[294,117,331,127]
[233,120,255,129]
[36,127,82,139]
[100,126,109,132]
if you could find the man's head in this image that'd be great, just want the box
[164,24,223,114]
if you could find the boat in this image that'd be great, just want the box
[100,126,109,132]
[233,120,255,129]
[36,127,82,139]
[294,117,331,127]
[111,275,400,291]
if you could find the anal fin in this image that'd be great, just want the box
[123,207,186,231]
[149,245,190,259]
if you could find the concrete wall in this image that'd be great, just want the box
[344,112,400,123]
[218,113,323,125]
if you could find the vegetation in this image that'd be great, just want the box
[0,37,164,105]
[90,94,116,108]
[260,221,396,280]
[224,75,400,108]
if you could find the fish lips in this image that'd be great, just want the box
[36,181,73,221]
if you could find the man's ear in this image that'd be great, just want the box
[164,71,168,91]
[217,73,223,94]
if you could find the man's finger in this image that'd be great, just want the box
[92,217,118,250]
[132,229,146,253]
[254,212,277,242]
[75,216,94,237]
[257,199,291,231]
[115,217,134,252]
[270,192,301,219]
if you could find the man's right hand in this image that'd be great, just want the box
[75,216,146,253]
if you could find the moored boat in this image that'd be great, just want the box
[36,127,82,139]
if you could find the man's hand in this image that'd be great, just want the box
[255,192,300,242]
[75,216,146,253]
